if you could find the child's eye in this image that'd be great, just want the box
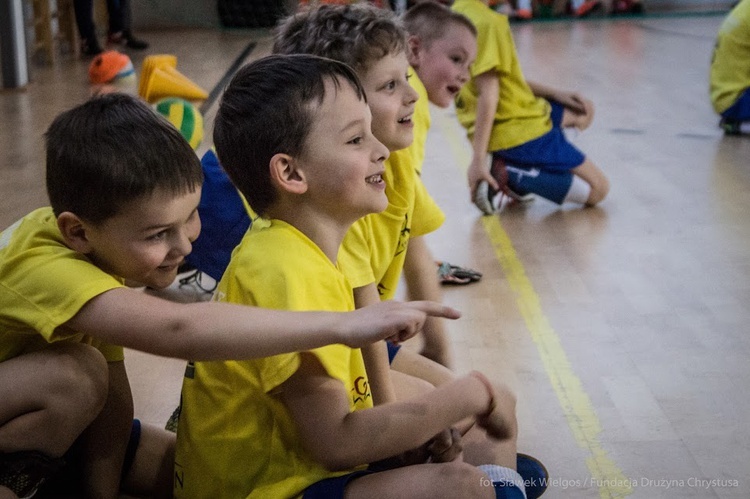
[406,71,413,81]
[382,80,396,91]
[347,136,363,145]
[147,230,168,241]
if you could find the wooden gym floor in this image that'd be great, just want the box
[1,12,749,498]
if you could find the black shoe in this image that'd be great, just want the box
[124,30,149,50]
[81,38,103,56]
[107,31,149,50]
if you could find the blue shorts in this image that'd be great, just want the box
[493,100,586,172]
[302,470,373,499]
[386,341,401,363]
[721,87,750,122]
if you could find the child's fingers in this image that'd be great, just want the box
[403,301,461,320]
[568,95,587,114]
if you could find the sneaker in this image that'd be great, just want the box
[490,157,535,203]
[473,180,495,216]
[517,453,549,499]
[574,0,602,17]
[720,119,742,136]
[81,38,103,56]
[0,451,65,498]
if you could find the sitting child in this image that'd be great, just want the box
[710,0,750,135]
[174,53,534,499]
[452,0,610,214]
[0,94,452,498]
[273,4,456,375]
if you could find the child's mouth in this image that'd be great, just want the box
[365,173,385,185]
[397,113,413,124]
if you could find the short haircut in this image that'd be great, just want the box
[46,93,202,224]
[213,54,366,217]
[273,4,408,74]
[403,1,476,47]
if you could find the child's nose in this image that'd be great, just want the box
[373,138,390,163]
[405,84,419,105]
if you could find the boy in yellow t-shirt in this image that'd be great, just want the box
[175,53,529,499]
[274,4,455,378]
[710,0,750,135]
[452,0,609,214]
[0,94,450,499]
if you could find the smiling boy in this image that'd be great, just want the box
[274,3,457,405]
[174,53,526,499]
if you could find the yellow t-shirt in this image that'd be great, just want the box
[0,208,124,362]
[174,220,372,499]
[452,0,552,151]
[411,71,431,175]
[339,148,445,300]
[710,0,750,114]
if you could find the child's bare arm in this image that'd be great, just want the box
[468,70,501,198]
[282,354,507,471]
[403,236,451,367]
[527,80,591,115]
[354,284,398,406]
[65,288,460,361]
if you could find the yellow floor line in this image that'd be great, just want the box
[436,111,632,498]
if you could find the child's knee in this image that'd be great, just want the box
[435,462,496,499]
[50,343,109,407]
[42,344,109,439]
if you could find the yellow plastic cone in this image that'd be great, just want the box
[138,54,178,100]
[141,66,208,103]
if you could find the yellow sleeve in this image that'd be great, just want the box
[410,175,445,238]
[339,217,377,290]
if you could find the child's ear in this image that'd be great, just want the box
[407,35,422,65]
[57,212,94,254]
[269,153,308,195]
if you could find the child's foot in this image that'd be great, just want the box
[0,451,65,498]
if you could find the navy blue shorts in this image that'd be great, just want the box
[721,87,750,122]
[386,341,401,363]
[494,100,586,172]
[302,470,373,499]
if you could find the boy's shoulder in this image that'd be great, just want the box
[2,207,70,260]
[1,207,122,285]
[1,207,124,355]
[220,219,355,313]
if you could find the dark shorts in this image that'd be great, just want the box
[494,100,586,172]
[386,341,401,363]
[302,470,374,499]
[721,87,750,122]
